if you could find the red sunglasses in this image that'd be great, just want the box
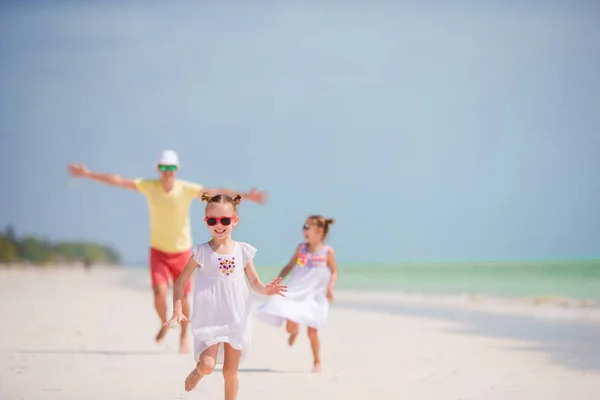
[205,216,236,226]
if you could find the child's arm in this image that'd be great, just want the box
[326,248,338,302]
[164,257,199,325]
[245,260,287,296]
[277,244,302,280]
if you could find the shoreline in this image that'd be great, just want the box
[119,260,600,302]
[116,266,600,312]
[8,264,599,312]
[333,290,600,322]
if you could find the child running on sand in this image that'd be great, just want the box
[255,215,338,372]
[165,193,286,399]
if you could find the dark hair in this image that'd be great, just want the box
[200,193,242,213]
[307,215,335,239]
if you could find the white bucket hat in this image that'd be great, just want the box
[155,150,180,167]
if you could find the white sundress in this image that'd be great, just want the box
[190,241,256,365]
[256,243,332,329]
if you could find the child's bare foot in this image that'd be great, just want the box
[312,362,322,373]
[180,337,190,353]
[184,368,201,392]
[155,325,169,342]
[288,332,298,346]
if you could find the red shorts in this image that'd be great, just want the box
[149,247,192,294]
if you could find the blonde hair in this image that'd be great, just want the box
[307,215,335,239]
[200,192,242,212]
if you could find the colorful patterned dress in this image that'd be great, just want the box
[256,243,332,329]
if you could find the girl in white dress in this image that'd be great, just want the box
[256,215,338,372]
[165,193,286,399]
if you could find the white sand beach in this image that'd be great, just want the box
[1,267,599,400]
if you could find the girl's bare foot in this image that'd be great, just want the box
[288,332,298,346]
[155,326,169,342]
[312,362,322,373]
[184,368,201,392]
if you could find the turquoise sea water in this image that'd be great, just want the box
[125,259,600,300]
[254,260,600,300]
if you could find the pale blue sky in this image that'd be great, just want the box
[1,1,599,265]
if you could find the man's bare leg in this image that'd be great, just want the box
[180,293,191,353]
[153,284,169,342]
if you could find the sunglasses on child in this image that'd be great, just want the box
[205,216,236,226]
[158,165,178,172]
[303,222,325,230]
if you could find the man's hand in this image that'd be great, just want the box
[243,187,268,205]
[68,163,90,178]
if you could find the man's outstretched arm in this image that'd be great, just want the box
[68,163,138,191]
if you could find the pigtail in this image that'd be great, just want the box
[200,192,212,202]
[233,194,242,205]
[306,215,335,239]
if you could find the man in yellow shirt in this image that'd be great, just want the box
[68,150,267,352]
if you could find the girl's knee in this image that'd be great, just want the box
[307,327,319,341]
[196,358,215,375]
[222,365,238,380]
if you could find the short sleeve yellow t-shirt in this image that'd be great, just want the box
[134,178,203,253]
